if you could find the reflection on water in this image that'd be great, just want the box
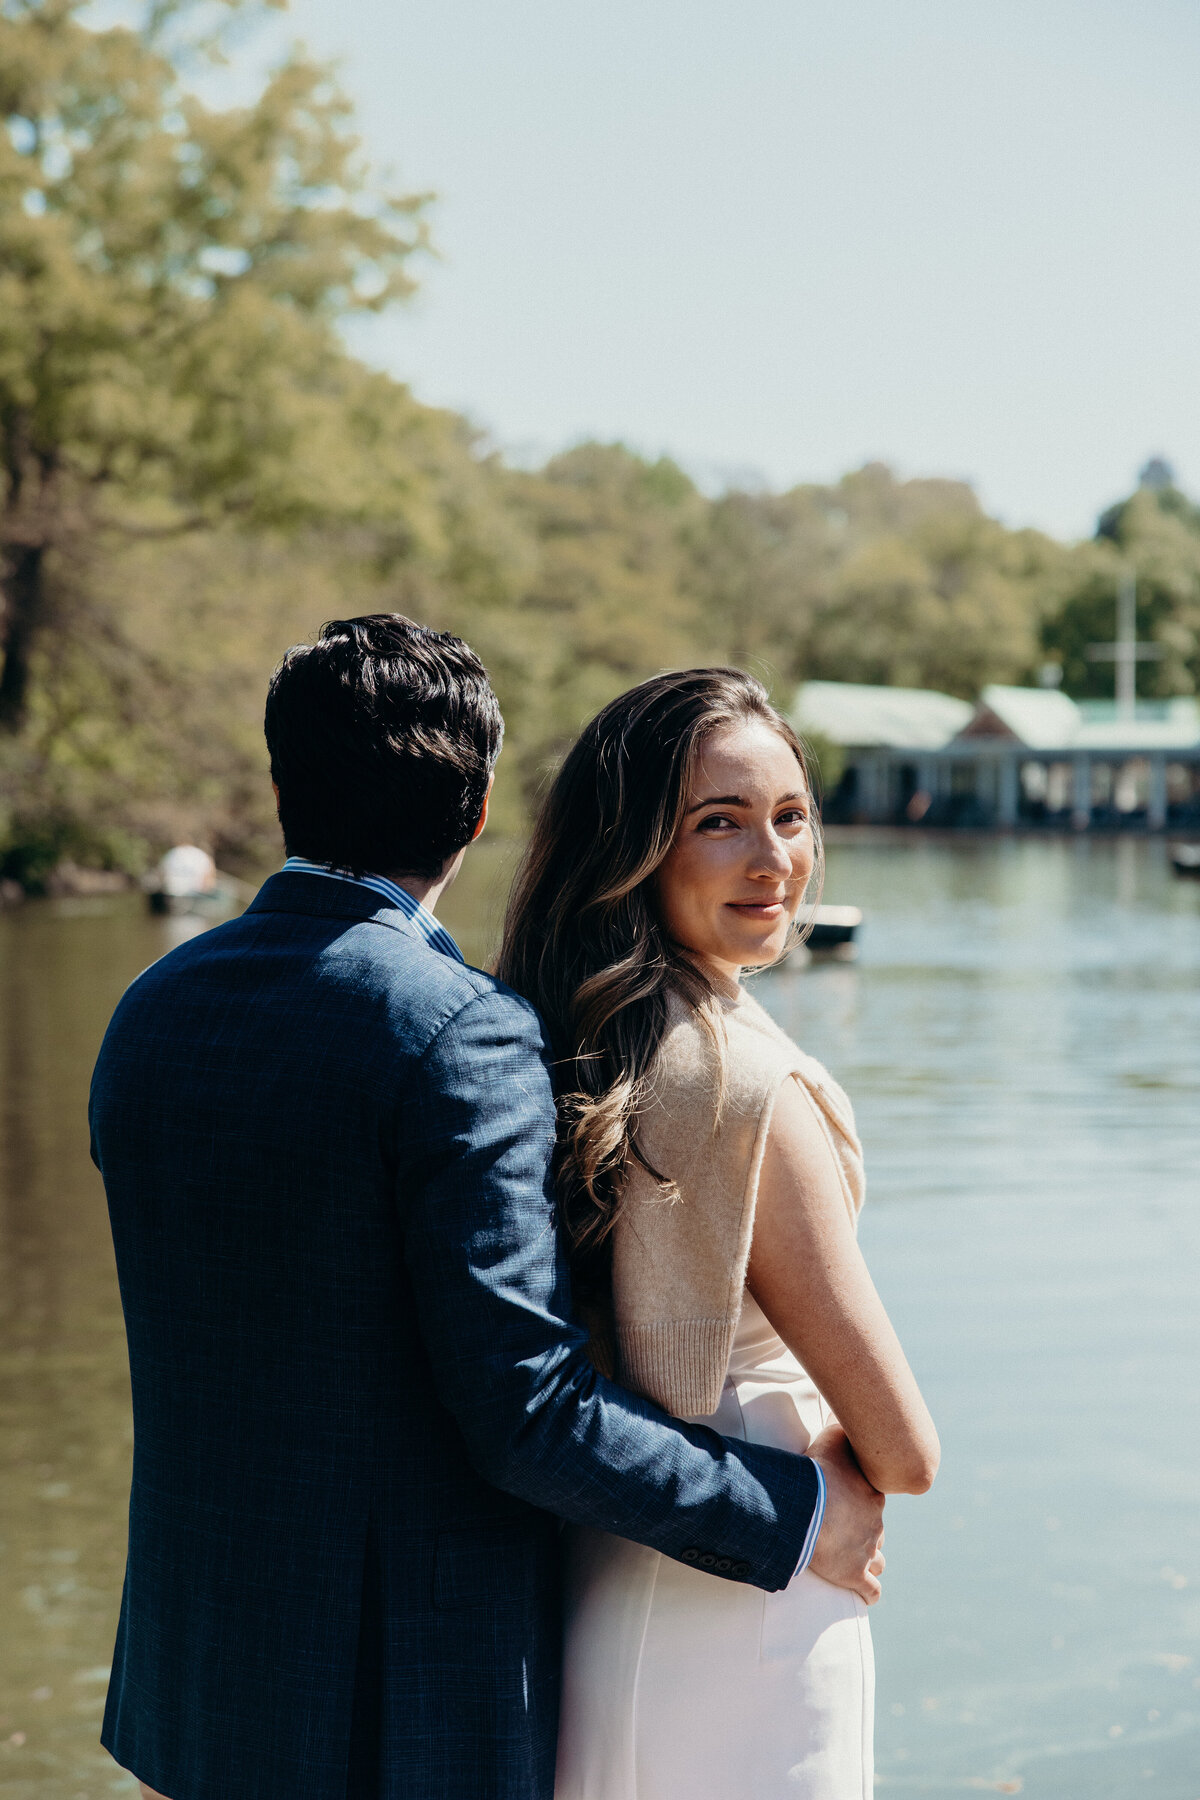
[0,901,162,1799]
[1,838,1197,1797]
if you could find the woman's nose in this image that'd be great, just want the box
[748,830,794,877]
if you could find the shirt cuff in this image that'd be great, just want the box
[792,1457,826,1577]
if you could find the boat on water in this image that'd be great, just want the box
[1168,842,1200,878]
[144,845,249,916]
[798,903,863,953]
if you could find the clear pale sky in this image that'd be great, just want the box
[267,0,1199,540]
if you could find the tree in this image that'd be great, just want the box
[493,443,706,802]
[806,518,1049,698]
[14,4,1198,880]
[0,0,431,730]
[685,488,824,689]
[686,464,1063,701]
[1042,482,1200,700]
[684,465,992,698]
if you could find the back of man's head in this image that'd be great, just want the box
[265,614,503,878]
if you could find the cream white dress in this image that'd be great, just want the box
[554,1290,874,1800]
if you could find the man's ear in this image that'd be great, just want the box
[271,780,281,819]
[470,773,495,843]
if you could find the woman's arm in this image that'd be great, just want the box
[746,1076,940,1496]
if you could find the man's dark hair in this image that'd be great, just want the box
[265,615,503,878]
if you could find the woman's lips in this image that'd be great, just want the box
[726,900,785,918]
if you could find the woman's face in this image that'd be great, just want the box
[654,718,816,983]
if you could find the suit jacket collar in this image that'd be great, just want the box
[246,869,419,937]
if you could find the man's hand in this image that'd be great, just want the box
[806,1423,886,1605]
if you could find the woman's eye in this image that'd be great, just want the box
[696,813,736,833]
[776,808,810,829]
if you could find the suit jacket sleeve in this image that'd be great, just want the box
[396,985,819,1592]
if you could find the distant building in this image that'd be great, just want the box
[792,680,1200,830]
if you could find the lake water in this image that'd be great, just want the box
[1,835,1198,1798]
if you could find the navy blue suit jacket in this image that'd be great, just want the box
[91,871,819,1800]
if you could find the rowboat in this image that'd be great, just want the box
[144,845,252,915]
[1168,842,1200,878]
[799,904,863,950]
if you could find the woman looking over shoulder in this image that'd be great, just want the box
[498,669,939,1800]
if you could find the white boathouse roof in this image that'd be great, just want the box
[792,681,972,749]
[1074,698,1200,752]
[954,686,1200,753]
[793,680,1200,756]
[955,686,1082,749]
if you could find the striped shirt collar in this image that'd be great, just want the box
[281,857,464,964]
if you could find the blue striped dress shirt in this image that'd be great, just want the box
[282,857,465,963]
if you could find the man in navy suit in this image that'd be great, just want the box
[91,615,883,1799]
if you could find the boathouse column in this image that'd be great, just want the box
[1071,754,1092,831]
[852,754,876,821]
[864,755,887,821]
[1147,756,1167,831]
[875,755,894,822]
[997,756,1019,827]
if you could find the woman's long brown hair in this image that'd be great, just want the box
[495,668,821,1283]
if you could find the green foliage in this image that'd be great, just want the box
[0,804,139,891]
[489,444,706,804]
[1043,485,1200,698]
[796,729,844,802]
[0,0,432,724]
[5,1,1200,886]
[809,512,1058,698]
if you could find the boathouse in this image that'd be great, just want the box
[793,680,1200,830]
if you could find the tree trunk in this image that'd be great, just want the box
[0,542,45,733]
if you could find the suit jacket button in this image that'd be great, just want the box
[681,1547,699,1564]
[733,1561,751,1577]
[698,1552,717,1569]
[715,1557,732,1573]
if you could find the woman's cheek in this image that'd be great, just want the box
[657,879,700,951]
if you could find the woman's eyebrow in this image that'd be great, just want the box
[686,790,806,815]
[686,792,746,814]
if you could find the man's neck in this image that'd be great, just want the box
[383,849,465,919]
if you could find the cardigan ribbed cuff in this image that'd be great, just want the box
[617,1318,737,1418]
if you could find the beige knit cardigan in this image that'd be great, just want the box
[609,980,865,1419]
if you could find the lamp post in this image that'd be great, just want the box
[1086,571,1163,723]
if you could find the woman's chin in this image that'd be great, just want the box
[680,932,789,978]
[721,932,789,970]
